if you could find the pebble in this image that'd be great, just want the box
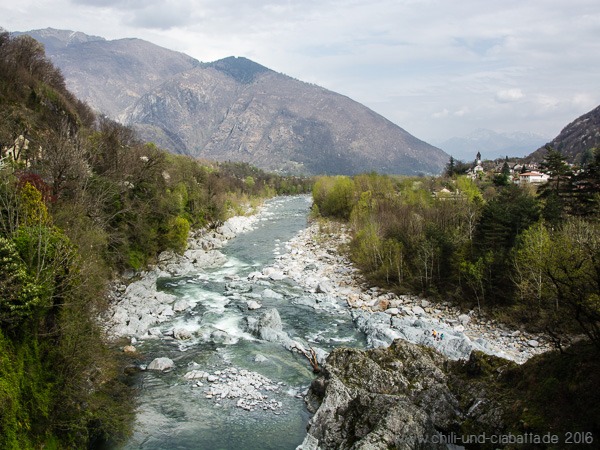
[185,367,285,413]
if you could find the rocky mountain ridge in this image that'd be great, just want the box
[528,104,600,163]
[20,28,448,175]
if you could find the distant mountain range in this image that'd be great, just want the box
[436,129,549,162]
[19,28,448,176]
[527,105,600,163]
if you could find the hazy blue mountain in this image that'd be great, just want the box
[436,128,549,161]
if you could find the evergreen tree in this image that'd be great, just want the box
[445,156,456,177]
[575,147,600,217]
[539,146,574,221]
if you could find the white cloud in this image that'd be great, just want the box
[495,88,524,103]
[1,0,599,143]
[433,109,450,119]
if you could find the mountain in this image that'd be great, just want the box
[527,105,600,163]
[436,128,548,162]
[20,28,448,176]
[18,28,200,121]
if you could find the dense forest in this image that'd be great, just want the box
[0,32,311,448]
[312,150,600,350]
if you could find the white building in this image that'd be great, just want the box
[518,171,549,184]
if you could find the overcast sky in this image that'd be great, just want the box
[2,0,600,144]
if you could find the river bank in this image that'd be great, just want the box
[103,210,264,339]
[262,220,552,363]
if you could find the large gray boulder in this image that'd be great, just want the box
[303,340,458,449]
[147,357,175,371]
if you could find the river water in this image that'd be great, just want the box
[122,196,366,450]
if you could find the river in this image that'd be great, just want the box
[122,195,366,450]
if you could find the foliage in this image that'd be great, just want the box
[0,237,43,327]
[0,30,312,447]
[312,176,355,219]
[313,165,600,349]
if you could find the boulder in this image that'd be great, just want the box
[246,300,262,310]
[254,354,268,363]
[173,328,193,340]
[303,340,460,449]
[147,357,174,371]
[211,330,236,344]
[263,267,286,281]
[245,308,292,345]
[412,305,426,316]
[316,280,334,294]
[458,314,471,325]
[262,288,284,299]
[173,299,190,312]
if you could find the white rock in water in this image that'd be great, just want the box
[173,328,193,340]
[262,289,283,299]
[184,370,209,380]
[147,357,174,371]
[247,300,262,310]
[263,267,286,281]
[173,299,190,312]
[254,354,268,363]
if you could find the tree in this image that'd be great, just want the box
[445,156,456,177]
[539,146,574,221]
[0,237,43,327]
[512,221,552,307]
[574,147,600,217]
[544,219,600,349]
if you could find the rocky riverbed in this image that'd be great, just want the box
[262,221,552,363]
[103,213,262,338]
[107,196,559,450]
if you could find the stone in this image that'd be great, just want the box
[147,357,174,371]
[412,305,426,316]
[211,330,236,344]
[246,300,262,310]
[527,339,539,348]
[173,299,190,312]
[458,314,471,325]
[254,354,268,363]
[262,288,284,299]
[123,345,137,353]
[316,280,334,294]
[173,328,193,340]
[184,370,209,380]
[384,307,400,315]
[263,267,286,281]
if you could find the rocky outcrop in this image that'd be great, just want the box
[300,339,511,450]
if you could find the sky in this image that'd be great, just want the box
[2,0,600,144]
